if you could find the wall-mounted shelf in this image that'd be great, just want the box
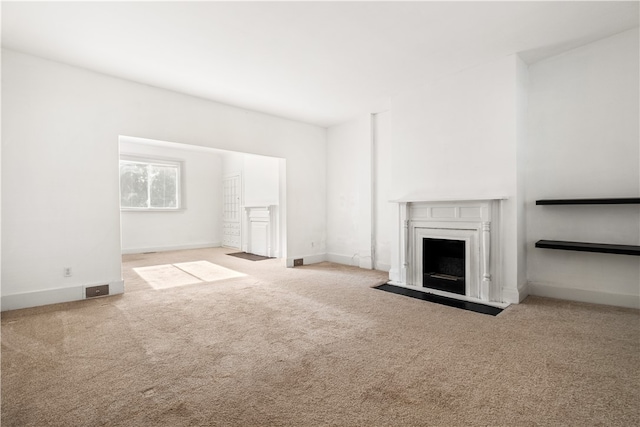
[536,198,640,205]
[535,240,640,256]
[536,197,639,256]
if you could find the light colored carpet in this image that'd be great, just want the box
[2,247,639,426]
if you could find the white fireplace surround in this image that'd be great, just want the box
[391,197,507,307]
[243,205,278,258]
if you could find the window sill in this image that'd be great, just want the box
[121,208,184,212]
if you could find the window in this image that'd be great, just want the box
[119,157,181,210]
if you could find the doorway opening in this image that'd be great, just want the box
[117,135,287,292]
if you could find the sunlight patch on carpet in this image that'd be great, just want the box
[134,261,246,289]
[174,261,246,282]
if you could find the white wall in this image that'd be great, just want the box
[119,138,223,254]
[390,56,518,201]
[221,151,244,176]
[243,154,280,207]
[326,114,372,268]
[221,151,282,209]
[525,28,640,308]
[1,49,326,310]
[373,111,393,272]
[389,55,525,303]
[516,57,529,292]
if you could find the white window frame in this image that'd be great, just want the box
[119,155,184,211]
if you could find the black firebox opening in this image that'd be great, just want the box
[423,238,465,295]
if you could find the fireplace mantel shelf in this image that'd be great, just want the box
[391,196,508,203]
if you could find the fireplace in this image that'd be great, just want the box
[423,238,465,295]
[391,197,506,305]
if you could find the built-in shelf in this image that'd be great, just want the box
[536,198,640,256]
[535,240,640,256]
[536,198,640,205]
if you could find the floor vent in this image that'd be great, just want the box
[86,284,109,298]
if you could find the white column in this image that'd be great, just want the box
[399,202,409,284]
[481,221,492,300]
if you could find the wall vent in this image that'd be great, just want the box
[86,284,109,298]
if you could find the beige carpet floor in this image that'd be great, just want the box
[2,247,639,426]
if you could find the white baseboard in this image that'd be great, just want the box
[108,280,125,295]
[1,280,125,312]
[121,242,221,255]
[326,253,359,266]
[528,282,640,309]
[359,258,373,269]
[502,282,529,305]
[374,262,391,273]
[388,268,400,283]
[326,253,386,270]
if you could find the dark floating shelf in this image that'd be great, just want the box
[535,240,640,256]
[536,198,640,205]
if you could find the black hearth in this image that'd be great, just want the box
[423,238,465,295]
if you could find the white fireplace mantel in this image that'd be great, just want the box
[390,197,508,308]
[243,205,278,258]
[391,195,508,203]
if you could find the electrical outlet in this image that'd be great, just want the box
[63,267,72,277]
[293,258,303,267]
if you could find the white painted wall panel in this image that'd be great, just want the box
[525,28,640,306]
[243,155,279,207]
[373,111,393,271]
[326,114,371,268]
